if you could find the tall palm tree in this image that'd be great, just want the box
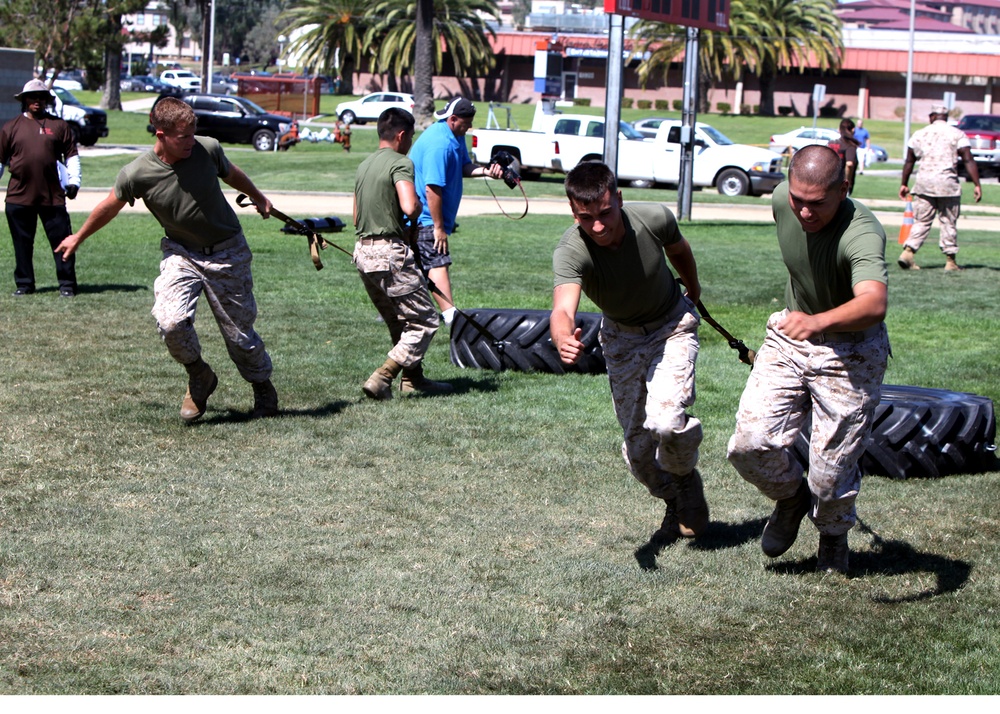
[631,0,766,114]
[365,0,501,124]
[755,0,843,116]
[278,0,373,95]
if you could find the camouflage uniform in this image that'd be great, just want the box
[601,298,702,500]
[727,311,889,534]
[152,233,272,383]
[904,120,970,257]
[354,238,439,367]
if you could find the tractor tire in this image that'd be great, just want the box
[449,308,606,374]
[792,385,997,479]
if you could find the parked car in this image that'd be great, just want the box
[335,92,414,125]
[768,126,888,161]
[159,69,201,92]
[147,93,292,152]
[122,74,168,92]
[51,87,108,146]
[955,114,1000,179]
[630,116,673,139]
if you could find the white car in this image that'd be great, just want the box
[336,92,414,125]
[769,126,888,161]
[160,69,201,92]
[631,116,672,139]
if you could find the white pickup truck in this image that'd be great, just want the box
[471,108,784,196]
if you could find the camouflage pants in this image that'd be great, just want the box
[905,194,961,256]
[727,311,889,535]
[152,234,273,383]
[599,298,702,501]
[354,238,439,367]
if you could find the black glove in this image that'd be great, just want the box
[65,184,79,200]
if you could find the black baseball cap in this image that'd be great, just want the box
[435,97,476,120]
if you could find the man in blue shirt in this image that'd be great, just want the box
[409,97,502,325]
[853,119,871,174]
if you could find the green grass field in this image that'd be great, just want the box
[2,172,999,694]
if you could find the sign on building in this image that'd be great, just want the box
[603,0,731,32]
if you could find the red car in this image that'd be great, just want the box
[955,114,1000,179]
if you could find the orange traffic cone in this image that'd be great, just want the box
[898,196,914,245]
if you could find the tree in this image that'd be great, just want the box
[631,1,766,114]
[0,0,91,80]
[365,0,501,124]
[755,0,842,116]
[629,0,841,116]
[278,0,373,94]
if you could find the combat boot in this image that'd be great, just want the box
[817,533,849,574]
[944,255,964,272]
[363,358,402,401]
[761,478,812,557]
[180,359,218,422]
[897,246,920,270]
[400,362,453,395]
[251,379,279,419]
[674,469,710,537]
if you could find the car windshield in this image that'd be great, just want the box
[619,121,645,140]
[52,87,81,106]
[235,97,269,115]
[700,125,733,145]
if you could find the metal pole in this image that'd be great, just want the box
[678,26,699,222]
[603,13,625,172]
[207,0,216,93]
[904,0,915,147]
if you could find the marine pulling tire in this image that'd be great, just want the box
[793,385,997,479]
[449,308,606,375]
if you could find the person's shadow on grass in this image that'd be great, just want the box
[765,517,971,600]
[634,517,768,570]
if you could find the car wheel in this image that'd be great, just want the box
[450,308,606,375]
[252,129,276,152]
[717,168,750,197]
[340,110,356,125]
[629,179,655,189]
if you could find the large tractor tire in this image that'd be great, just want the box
[793,385,997,479]
[449,308,606,374]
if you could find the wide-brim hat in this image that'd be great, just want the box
[15,79,53,101]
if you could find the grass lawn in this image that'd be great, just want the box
[1,193,999,693]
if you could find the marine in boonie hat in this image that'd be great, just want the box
[929,103,949,116]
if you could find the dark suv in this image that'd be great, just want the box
[955,114,1000,179]
[148,93,292,152]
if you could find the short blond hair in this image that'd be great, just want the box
[150,97,196,133]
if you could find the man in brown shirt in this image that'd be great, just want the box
[0,79,81,297]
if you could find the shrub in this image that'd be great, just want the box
[717,102,732,114]
[637,99,652,110]
[672,99,683,111]
[572,97,591,107]
[740,104,753,116]
[894,106,907,118]
[654,99,670,111]
[622,97,633,108]
[778,106,793,116]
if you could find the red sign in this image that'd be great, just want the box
[604,0,731,32]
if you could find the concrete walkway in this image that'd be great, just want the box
[56,187,999,232]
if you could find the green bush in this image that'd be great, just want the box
[717,102,732,114]
[672,99,683,111]
[654,99,670,111]
[572,97,591,107]
[637,99,652,110]
[740,104,753,116]
[778,106,793,116]
[622,97,633,108]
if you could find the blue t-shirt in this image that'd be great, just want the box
[853,126,870,146]
[410,120,470,232]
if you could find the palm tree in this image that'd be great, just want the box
[278,0,373,95]
[631,0,766,114]
[365,0,501,125]
[755,0,843,116]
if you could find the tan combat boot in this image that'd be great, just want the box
[897,246,920,270]
[944,255,964,272]
[363,358,402,401]
[251,379,279,419]
[400,362,453,395]
[180,359,218,422]
[675,469,710,537]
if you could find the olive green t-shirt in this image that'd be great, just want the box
[553,202,683,326]
[354,147,414,239]
[115,136,241,249]
[772,181,887,315]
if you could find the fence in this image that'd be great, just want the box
[236,75,323,119]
